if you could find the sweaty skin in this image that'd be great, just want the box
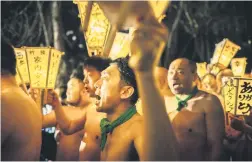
[1,76,42,161]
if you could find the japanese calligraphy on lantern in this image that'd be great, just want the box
[231,58,247,77]
[211,38,241,67]
[47,49,63,88]
[237,79,252,115]
[14,48,30,84]
[223,77,238,114]
[26,48,51,88]
[223,77,252,115]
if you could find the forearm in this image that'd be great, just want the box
[54,105,74,134]
[42,111,57,128]
[135,71,178,161]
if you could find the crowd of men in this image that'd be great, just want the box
[1,33,252,161]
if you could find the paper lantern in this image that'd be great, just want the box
[231,57,247,77]
[222,77,252,116]
[196,62,208,79]
[14,47,64,89]
[211,38,241,67]
[73,0,169,59]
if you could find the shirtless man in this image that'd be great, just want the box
[1,39,42,160]
[37,64,91,161]
[93,56,177,160]
[165,58,225,160]
[46,57,111,161]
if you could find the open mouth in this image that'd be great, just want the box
[84,87,89,93]
[173,83,181,88]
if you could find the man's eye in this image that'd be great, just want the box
[178,71,184,74]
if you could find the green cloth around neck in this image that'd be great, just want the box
[175,87,198,111]
[100,106,137,151]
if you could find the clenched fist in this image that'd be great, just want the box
[47,89,61,109]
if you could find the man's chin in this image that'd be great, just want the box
[171,88,183,95]
[95,106,104,112]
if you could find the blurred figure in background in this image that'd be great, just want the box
[31,63,91,161]
[45,57,111,161]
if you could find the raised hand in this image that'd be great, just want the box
[129,17,168,72]
[28,88,40,102]
[47,89,61,109]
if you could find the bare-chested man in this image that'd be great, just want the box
[92,57,177,160]
[1,39,42,160]
[165,58,225,160]
[37,64,91,161]
[46,57,111,161]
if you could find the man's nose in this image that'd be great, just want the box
[170,72,178,80]
[94,79,102,90]
[94,79,102,95]
[83,77,88,85]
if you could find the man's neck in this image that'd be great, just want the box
[176,86,196,100]
[106,102,133,122]
[1,75,17,89]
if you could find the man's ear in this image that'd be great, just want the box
[120,86,135,100]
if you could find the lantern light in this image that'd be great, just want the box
[231,57,247,77]
[73,0,169,59]
[196,62,208,79]
[211,38,241,67]
[14,47,64,89]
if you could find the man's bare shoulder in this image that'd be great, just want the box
[197,90,223,113]
[2,87,37,108]
[127,114,143,134]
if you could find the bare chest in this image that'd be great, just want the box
[101,126,138,161]
[166,97,207,137]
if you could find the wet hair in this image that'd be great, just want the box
[112,57,139,105]
[83,56,111,72]
[70,62,85,81]
[1,38,16,75]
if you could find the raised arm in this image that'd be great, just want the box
[42,111,57,128]
[47,90,86,135]
[204,95,225,160]
[130,18,178,160]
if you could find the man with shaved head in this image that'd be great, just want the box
[165,58,225,160]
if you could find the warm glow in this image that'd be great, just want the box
[211,38,241,67]
[14,47,64,89]
[14,48,30,85]
[74,1,168,58]
[109,32,130,60]
[231,58,247,77]
[222,77,252,116]
[196,62,208,79]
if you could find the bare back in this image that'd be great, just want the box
[1,86,42,161]
[101,114,143,161]
[165,90,225,160]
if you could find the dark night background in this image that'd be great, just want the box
[1,1,252,160]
